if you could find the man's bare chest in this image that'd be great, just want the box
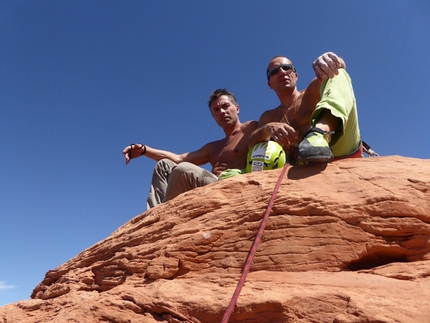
[278,98,317,135]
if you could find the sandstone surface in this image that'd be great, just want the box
[1,156,429,323]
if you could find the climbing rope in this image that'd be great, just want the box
[220,164,290,323]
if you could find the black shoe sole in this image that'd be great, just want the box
[298,156,333,163]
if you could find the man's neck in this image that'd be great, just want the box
[223,121,242,138]
[276,88,301,110]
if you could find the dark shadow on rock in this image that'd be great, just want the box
[286,163,329,180]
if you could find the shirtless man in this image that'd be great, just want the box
[249,52,362,164]
[123,88,258,209]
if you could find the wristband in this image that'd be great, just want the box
[140,144,147,156]
[129,143,146,160]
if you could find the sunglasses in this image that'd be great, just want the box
[267,64,296,79]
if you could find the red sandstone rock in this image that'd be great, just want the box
[1,156,429,322]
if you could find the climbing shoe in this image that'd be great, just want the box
[298,127,334,163]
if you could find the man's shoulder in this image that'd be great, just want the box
[203,139,223,148]
[241,120,258,131]
[258,106,280,125]
[260,107,278,118]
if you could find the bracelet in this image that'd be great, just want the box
[140,144,147,156]
[129,143,146,159]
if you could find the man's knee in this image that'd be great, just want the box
[154,158,177,178]
[169,162,196,182]
[165,162,217,200]
[155,158,176,171]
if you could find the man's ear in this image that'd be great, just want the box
[267,79,273,90]
[236,105,240,114]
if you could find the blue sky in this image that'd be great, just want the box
[1,1,429,306]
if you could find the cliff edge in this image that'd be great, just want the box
[1,156,429,323]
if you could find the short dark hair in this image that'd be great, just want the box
[208,88,238,109]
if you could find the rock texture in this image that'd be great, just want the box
[1,156,430,323]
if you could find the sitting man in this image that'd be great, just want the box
[122,88,258,209]
[248,52,362,166]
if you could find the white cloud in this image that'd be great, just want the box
[0,281,15,290]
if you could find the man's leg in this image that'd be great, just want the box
[298,69,361,162]
[164,162,218,202]
[147,159,177,209]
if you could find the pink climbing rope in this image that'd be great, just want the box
[220,164,290,323]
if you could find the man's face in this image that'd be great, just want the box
[267,57,298,92]
[209,95,240,128]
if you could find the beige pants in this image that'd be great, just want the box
[146,159,218,209]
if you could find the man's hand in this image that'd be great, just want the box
[267,122,299,148]
[312,52,346,81]
[122,144,145,165]
[212,162,228,176]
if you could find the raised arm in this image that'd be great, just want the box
[312,52,346,81]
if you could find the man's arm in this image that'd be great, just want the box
[122,144,211,166]
[248,112,273,149]
[304,52,347,112]
[248,112,299,149]
[312,52,346,81]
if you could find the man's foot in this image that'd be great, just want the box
[298,127,334,163]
